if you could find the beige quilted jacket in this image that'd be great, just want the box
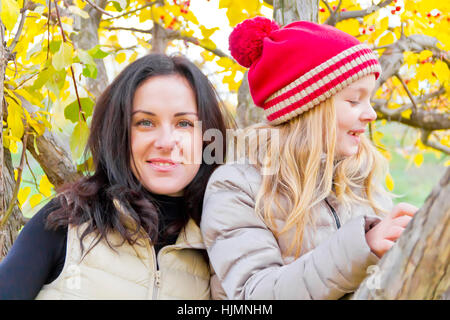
[201,163,393,300]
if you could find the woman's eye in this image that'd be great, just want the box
[178,120,194,128]
[137,119,154,127]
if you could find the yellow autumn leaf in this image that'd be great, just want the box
[39,175,54,197]
[30,194,43,208]
[378,32,395,47]
[53,42,74,71]
[198,39,217,52]
[404,51,417,66]
[336,19,360,37]
[434,60,449,83]
[413,153,424,167]
[6,97,24,139]
[418,50,433,62]
[401,109,412,119]
[1,0,20,31]
[445,160,450,167]
[18,187,31,208]
[200,26,219,39]
[115,52,126,64]
[416,62,433,81]
[385,172,394,191]
[129,52,138,63]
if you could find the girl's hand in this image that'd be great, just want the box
[365,202,418,258]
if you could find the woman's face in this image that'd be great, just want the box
[130,74,203,196]
[333,74,377,158]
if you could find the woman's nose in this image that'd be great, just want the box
[154,126,177,151]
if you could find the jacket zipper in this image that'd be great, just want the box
[151,245,160,300]
[152,270,161,300]
[324,198,341,229]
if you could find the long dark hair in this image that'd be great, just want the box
[46,53,230,253]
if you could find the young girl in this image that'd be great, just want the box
[201,17,418,300]
[0,53,229,299]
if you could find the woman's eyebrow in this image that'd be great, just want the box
[174,112,198,117]
[131,110,156,116]
[131,110,198,117]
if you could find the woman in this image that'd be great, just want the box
[201,17,418,299]
[0,53,229,299]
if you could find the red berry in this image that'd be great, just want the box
[362,29,366,34]
[396,6,401,11]
[436,13,441,17]
[320,7,325,12]
[332,5,336,10]
[391,10,396,14]
[341,8,347,12]
[368,26,375,32]
[427,13,431,17]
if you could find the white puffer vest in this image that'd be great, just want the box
[35,215,211,300]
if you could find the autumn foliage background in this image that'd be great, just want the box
[0,0,448,231]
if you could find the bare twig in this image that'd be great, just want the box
[395,73,418,111]
[104,26,152,34]
[8,6,27,53]
[53,0,86,123]
[83,0,113,17]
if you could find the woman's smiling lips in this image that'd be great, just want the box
[147,158,181,172]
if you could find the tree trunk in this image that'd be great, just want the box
[0,149,23,261]
[353,167,450,299]
[273,0,318,25]
[235,0,319,127]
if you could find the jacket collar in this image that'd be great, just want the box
[113,198,205,250]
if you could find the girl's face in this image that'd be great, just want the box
[333,74,377,158]
[130,75,203,196]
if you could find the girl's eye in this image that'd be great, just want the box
[136,119,154,127]
[348,100,359,105]
[178,120,194,128]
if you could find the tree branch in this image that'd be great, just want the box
[104,26,232,59]
[103,0,163,21]
[421,130,450,155]
[325,0,395,26]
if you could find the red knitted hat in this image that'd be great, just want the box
[229,17,382,125]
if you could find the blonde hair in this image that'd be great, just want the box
[233,97,391,258]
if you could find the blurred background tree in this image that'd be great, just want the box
[0,0,448,263]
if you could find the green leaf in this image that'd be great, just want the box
[64,97,95,123]
[46,68,67,98]
[78,49,96,65]
[112,0,127,11]
[52,42,73,71]
[49,40,62,54]
[70,121,90,160]
[87,45,110,59]
[82,64,98,78]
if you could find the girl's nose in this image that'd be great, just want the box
[362,103,377,123]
